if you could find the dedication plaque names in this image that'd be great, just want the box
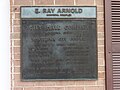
[21,6,97,80]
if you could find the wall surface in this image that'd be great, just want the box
[11,0,105,90]
[0,0,11,90]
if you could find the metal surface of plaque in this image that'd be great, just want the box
[21,6,97,80]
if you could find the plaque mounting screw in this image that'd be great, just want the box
[14,8,17,11]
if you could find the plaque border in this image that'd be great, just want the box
[20,6,98,81]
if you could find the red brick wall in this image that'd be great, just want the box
[10,0,105,90]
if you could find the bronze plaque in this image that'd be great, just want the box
[21,6,97,80]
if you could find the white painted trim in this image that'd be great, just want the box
[0,0,11,90]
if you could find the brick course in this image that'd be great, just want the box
[76,0,94,5]
[14,0,33,5]
[55,0,74,5]
[35,0,54,5]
